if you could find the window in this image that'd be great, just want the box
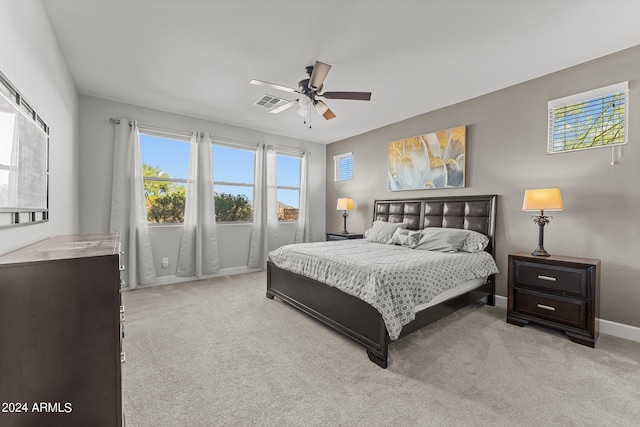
[139,133,190,224]
[212,144,255,222]
[548,82,628,154]
[334,152,353,181]
[276,154,301,221]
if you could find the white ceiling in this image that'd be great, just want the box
[41,0,640,145]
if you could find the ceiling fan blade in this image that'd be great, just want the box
[250,79,298,94]
[314,100,336,120]
[309,61,331,90]
[320,91,371,101]
[269,99,298,114]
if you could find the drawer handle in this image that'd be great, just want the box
[537,275,557,282]
[537,304,556,311]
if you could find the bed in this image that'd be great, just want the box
[266,194,498,368]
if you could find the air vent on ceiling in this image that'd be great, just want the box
[254,94,289,110]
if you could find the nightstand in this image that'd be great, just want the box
[507,252,600,347]
[326,232,363,241]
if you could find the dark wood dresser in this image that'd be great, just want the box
[507,252,600,347]
[0,234,124,427]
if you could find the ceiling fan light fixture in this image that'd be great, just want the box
[298,96,310,109]
[297,96,311,117]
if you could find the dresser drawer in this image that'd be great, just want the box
[513,288,586,329]
[514,261,587,297]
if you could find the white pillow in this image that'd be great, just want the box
[391,228,422,248]
[364,221,409,244]
[414,227,468,253]
[460,230,490,253]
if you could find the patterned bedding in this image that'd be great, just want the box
[268,240,499,340]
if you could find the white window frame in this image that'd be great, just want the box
[276,153,301,222]
[140,130,191,225]
[334,152,353,181]
[211,142,255,223]
[548,82,629,155]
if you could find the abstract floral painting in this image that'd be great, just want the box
[388,125,466,191]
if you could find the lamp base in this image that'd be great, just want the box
[531,214,551,257]
[531,247,551,257]
[342,211,349,234]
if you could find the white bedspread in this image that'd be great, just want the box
[268,240,499,340]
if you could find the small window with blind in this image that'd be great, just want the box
[548,82,628,154]
[334,152,353,181]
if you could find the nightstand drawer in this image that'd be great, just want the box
[515,262,587,297]
[513,288,586,328]
[326,232,363,241]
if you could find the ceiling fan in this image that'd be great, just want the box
[250,61,371,121]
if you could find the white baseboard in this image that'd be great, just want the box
[598,319,640,343]
[494,295,640,343]
[129,266,265,289]
[494,294,508,309]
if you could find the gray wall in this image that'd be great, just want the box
[0,0,79,256]
[326,45,640,328]
[78,95,326,279]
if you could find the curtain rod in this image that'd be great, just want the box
[109,118,194,139]
[268,145,308,157]
[209,136,259,150]
[109,117,308,155]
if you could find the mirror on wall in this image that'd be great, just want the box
[0,71,49,228]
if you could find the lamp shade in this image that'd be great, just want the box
[336,198,354,211]
[522,188,563,211]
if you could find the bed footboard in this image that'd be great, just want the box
[267,261,390,367]
[267,261,495,368]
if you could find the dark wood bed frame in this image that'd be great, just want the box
[266,194,497,368]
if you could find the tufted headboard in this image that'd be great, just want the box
[373,195,497,257]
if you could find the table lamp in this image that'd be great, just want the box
[336,198,354,234]
[522,188,563,257]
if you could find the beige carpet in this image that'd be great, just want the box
[122,272,640,426]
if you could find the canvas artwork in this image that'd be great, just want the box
[388,125,466,191]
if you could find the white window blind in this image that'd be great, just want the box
[548,82,628,154]
[334,152,353,181]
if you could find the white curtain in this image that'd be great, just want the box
[294,150,310,243]
[109,120,156,289]
[5,113,19,207]
[247,144,278,268]
[177,132,220,277]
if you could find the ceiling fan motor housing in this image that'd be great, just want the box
[298,78,321,96]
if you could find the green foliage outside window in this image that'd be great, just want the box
[214,193,253,222]
[144,164,186,223]
[144,164,253,223]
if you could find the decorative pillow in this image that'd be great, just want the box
[460,230,490,253]
[391,228,422,248]
[364,221,409,244]
[414,227,469,253]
